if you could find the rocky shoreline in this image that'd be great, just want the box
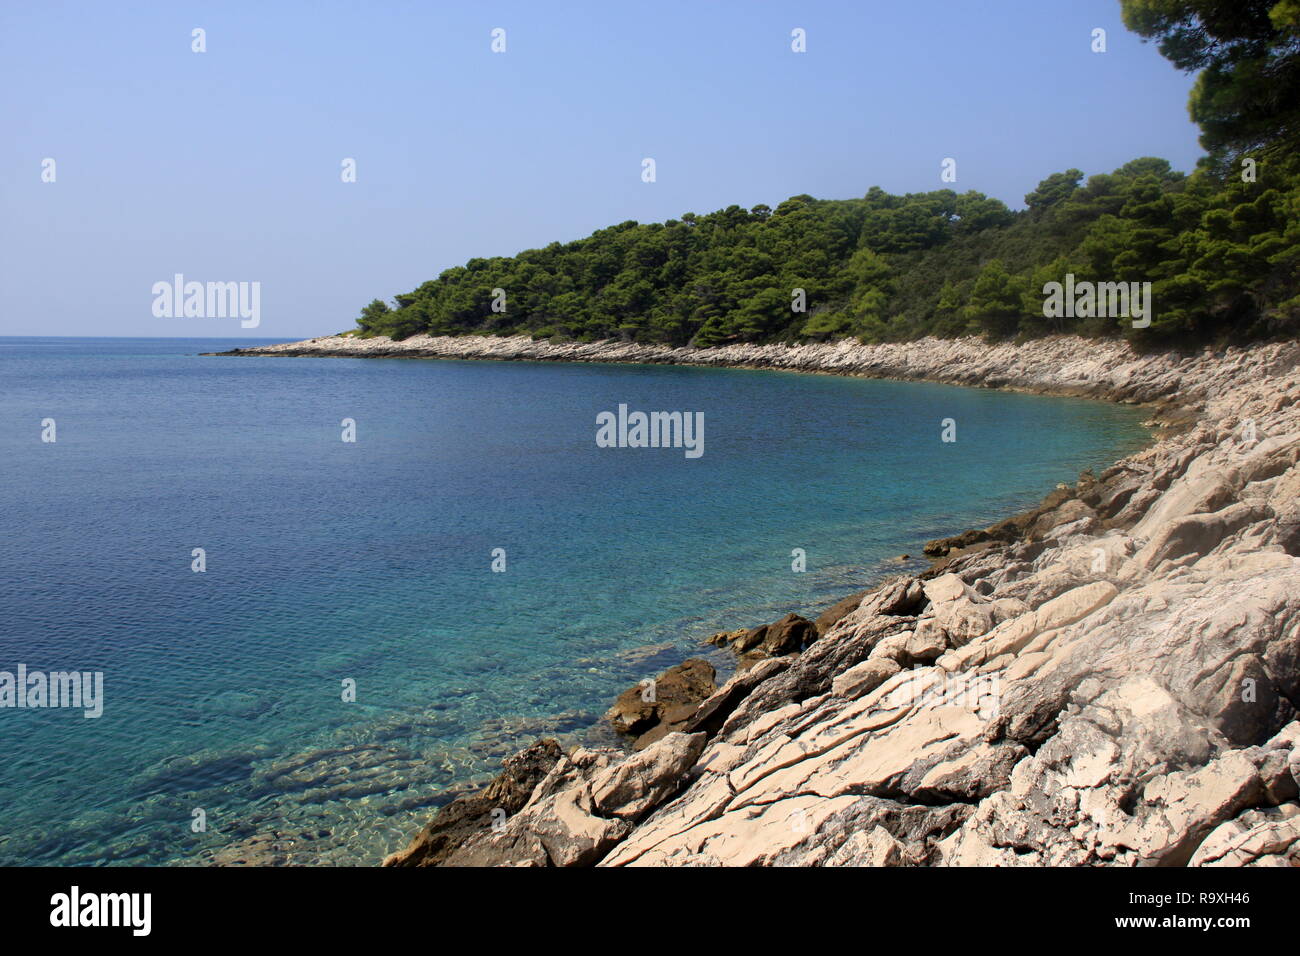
[215,333,1300,866]
[210,331,1259,406]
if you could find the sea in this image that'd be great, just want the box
[0,336,1150,865]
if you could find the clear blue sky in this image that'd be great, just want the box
[1,0,1203,338]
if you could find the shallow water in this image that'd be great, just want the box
[0,337,1149,865]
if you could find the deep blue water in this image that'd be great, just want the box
[0,337,1149,865]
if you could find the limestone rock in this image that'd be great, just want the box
[1190,805,1300,866]
[831,658,901,699]
[591,732,707,820]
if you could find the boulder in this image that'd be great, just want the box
[605,658,716,745]
[731,612,818,656]
[591,732,707,820]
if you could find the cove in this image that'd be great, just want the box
[0,337,1150,865]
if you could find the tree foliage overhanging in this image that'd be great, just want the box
[355,1,1300,348]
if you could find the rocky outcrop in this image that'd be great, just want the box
[379,338,1300,867]
[204,333,1279,409]
[605,658,716,750]
[707,612,819,668]
[393,732,707,867]
[383,739,562,867]
[730,612,819,656]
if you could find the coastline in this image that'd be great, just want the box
[208,332,1230,408]
[212,333,1300,866]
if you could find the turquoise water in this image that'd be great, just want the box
[0,337,1149,865]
